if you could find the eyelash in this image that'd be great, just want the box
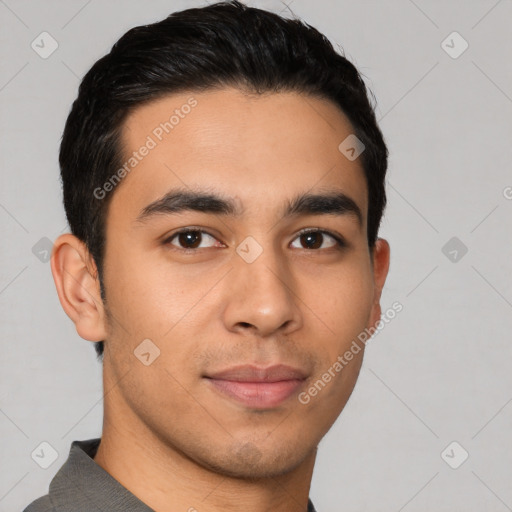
[162,227,347,252]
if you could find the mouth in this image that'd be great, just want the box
[203,364,307,409]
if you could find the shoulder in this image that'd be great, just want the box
[22,494,56,512]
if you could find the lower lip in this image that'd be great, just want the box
[206,378,304,409]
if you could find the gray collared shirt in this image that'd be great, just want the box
[23,438,318,512]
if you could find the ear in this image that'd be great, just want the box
[367,238,391,329]
[50,233,108,342]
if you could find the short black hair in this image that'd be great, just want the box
[59,0,388,361]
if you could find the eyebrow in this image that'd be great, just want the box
[135,187,363,228]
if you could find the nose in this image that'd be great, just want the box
[221,243,302,338]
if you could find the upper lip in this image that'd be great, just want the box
[205,364,308,382]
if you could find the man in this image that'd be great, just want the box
[24,1,390,510]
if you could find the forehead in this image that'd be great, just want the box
[112,87,368,223]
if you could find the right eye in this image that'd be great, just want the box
[163,229,223,251]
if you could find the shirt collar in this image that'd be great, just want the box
[49,438,317,511]
[49,438,153,511]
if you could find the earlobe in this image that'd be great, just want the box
[50,234,108,342]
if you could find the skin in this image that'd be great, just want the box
[51,87,390,512]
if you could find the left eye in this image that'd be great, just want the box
[290,229,342,250]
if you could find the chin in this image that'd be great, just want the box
[195,438,313,480]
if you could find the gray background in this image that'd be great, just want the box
[1,0,511,510]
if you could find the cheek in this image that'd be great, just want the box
[298,266,372,423]
[102,243,175,340]
[305,261,374,353]
[103,243,221,350]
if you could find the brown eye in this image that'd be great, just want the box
[290,229,344,250]
[165,229,219,250]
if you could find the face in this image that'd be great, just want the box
[98,87,388,478]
